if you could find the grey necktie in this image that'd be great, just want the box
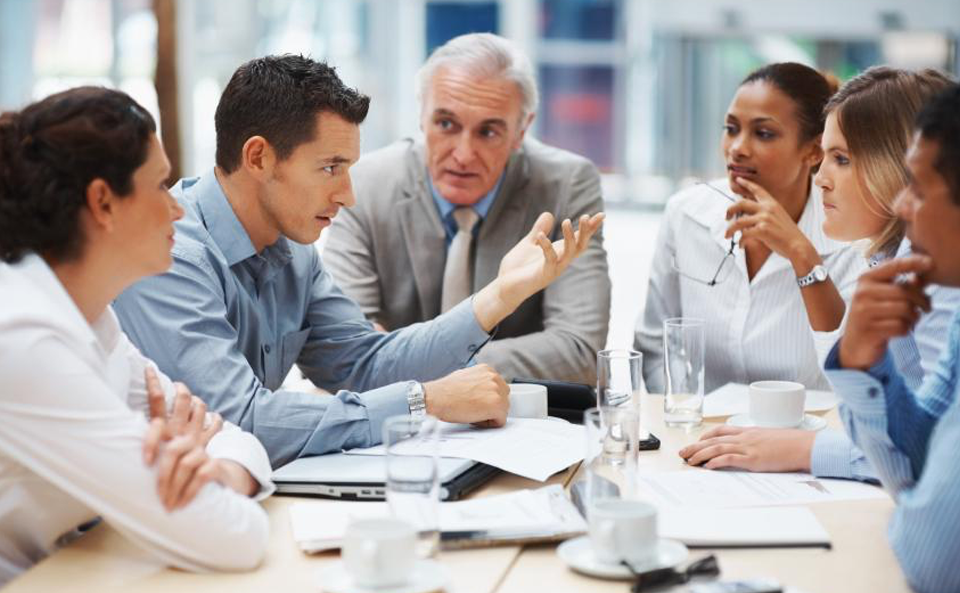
[440,207,481,313]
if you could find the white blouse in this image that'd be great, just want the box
[635,179,868,394]
[0,254,274,585]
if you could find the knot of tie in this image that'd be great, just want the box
[452,207,480,234]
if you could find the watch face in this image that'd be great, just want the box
[814,266,828,281]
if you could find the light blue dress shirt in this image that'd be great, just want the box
[114,171,492,467]
[810,239,960,482]
[429,171,504,246]
[823,310,960,593]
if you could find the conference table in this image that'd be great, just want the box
[5,396,910,593]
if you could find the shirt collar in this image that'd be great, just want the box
[428,169,505,225]
[193,169,258,267]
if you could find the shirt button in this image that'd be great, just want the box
[468,344,477,352]
[868,387,879,398]
[264,344,272,354]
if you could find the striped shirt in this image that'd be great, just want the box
[810,240,960,481]
[824,310,960,593]
[635,179,866,394]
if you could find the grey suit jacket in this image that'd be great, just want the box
[324,137,611,384]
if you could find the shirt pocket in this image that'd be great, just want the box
[280,328,311,378]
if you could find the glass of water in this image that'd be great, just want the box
[663,317,705,428]
[383,414,440,558]
[583,406,639,500]
[597,349,643,409]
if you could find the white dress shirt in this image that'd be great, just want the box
[0,254,273,585]
[635,179,868,394]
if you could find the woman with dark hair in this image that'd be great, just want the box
[636,62,866,396]
[680,67,960,479]
[0,87,271,584]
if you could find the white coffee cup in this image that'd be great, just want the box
[508,383,548,419]
[749,380,806,428]
[341,518,417,588]
[587,499,658,566]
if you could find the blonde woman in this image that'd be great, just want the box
[681,67,960,480]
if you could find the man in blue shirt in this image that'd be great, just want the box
[824,84,960,593]
[114,55,603,467]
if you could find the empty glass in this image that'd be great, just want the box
[583,406,640,501]
[662,318,705,428]
[597,349,643,409]
[383,414,440,558]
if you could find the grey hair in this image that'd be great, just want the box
[416,33,539,120]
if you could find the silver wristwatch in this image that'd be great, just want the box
[797,264,829,288]
[405,381,426,419]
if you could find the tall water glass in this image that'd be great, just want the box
[597,349,643,409]
[383,414,440,558]
[583,406,639,503]
[663,318,705,428]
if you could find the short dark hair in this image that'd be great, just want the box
[215,55,371,173]
[741,62,838,143]
[916,83,960,204]
[0,87,156,264]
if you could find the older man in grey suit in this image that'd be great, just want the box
[325,33,610,384]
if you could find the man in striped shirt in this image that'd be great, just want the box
[825,84,960,593]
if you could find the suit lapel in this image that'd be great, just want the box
[475,146,533,291]
[399,143,447,319]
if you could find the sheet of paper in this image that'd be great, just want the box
[703,382,837,418]
[344,418,585,482]
[658,506,831,547]
[638,469,889,509]
[289,500,388,552]
[288,485,585,552]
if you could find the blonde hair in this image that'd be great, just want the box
[826,66,954,257]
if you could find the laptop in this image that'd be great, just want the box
[272,452,501,501]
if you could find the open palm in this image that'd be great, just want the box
[496,211,605,308]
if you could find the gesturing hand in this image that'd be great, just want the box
[725,177,817,264]
[495,212,604,310]
[838,256,933,370]
[679,425,815,472]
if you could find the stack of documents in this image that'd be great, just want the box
[658,506,832,548]
[289,484,586,553]
[345,418,585,481]
[634,470,889,548]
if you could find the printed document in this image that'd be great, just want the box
[638,469,889,509]
[344,418,585,481]
[289,485,586,553]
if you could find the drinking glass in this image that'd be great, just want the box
[597,349,643,409]
[383,414,440,558]
[583,406,640,502]
[663,318,705,428]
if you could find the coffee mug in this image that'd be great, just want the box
[749,380,806,428]
[341,518,417,588]
[508,383,548,419]
[587,499,658,566]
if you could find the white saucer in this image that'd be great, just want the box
[318,559,449,593]
[726,413,827,431]
[556,535,689,580]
